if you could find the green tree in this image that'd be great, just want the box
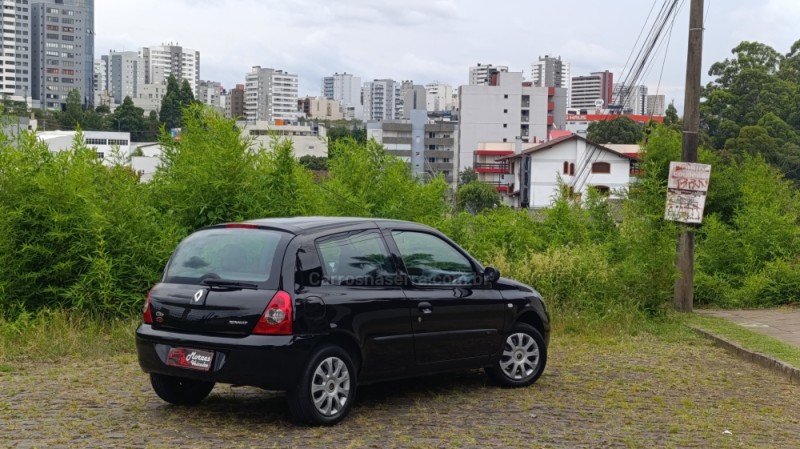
[456,181,502,213]
[587,116,644,144]
[159,75,183,130]
[179,79,195,105]
[323,137,448,221]
[664,102,679,127]
[298,155,328,171]
[459,168,479,185]
[111,96,146,138]
[58,89,84,129]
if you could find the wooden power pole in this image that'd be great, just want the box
[674,0,705,312]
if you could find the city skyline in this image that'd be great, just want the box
[94,0,800,112]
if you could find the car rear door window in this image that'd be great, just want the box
[391,231,476,286]
[165,228,287,286]
[316,230,396,286]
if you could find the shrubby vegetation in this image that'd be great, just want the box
[2,36,800,327]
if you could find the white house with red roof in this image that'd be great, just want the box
[498,133,638,209]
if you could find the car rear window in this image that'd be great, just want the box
[164,228,290,287]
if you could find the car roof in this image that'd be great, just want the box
[238,216,436,235]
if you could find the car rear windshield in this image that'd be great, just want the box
[164,228,290,287]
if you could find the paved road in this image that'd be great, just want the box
[698,307,800,347]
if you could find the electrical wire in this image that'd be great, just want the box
[571,0,683,194]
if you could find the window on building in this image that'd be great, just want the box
[503,124,507,128]
[563,161,569,174]
[569,163,575,176]
[504,94,508,99]
[593,185,610,195]
[591,162,611,174]
[503,109,508,113]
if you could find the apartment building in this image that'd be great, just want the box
[646,94,666,116]
[570,70,614,111]
[0,0,31,101]
[458,71,567,173]
[322,72,363,120]
[244,66,299,123]
[31,0,94,109]
[366,117,458,186]
[298,96,343,120]
[140,43,199,96]
[531,55,570,95]
[469,63,508,86]
[425,82,454,112]
[227,83,244,119]
[197,79,222,111]
[102,51,144,105]
[401,81,426,119]
[612,84,648,115]
[362,79,402,121]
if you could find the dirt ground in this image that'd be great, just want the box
[2,332,799,449]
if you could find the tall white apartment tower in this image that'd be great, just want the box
[31,0,95,109]
[468,63,508,86]
[362,79,402,121]
[612,84,648,115]
[244,66,299,123]
[0,0,31,101]
[425,82,454,112]
[531,55,570,102]
[322,72,362,119]
[140,44,200,96]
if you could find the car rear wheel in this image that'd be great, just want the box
[486,323,547,387]
[150,373,215,405]
[287,345,357,426]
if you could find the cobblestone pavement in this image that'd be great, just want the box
[2,333,800,449]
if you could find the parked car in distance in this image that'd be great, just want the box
[136,217,550,425]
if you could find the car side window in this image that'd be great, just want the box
[316,230,396,286]
[391,231,476,286]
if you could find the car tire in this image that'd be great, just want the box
[287,345,357,426]
[486,323,547,388]
[150,373,215,405]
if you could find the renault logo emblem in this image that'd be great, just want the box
[193,289,205,303]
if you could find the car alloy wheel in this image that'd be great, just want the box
[311,356,351,417]
[500,332,540,380]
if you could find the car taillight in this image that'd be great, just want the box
[253,291,293,335]
[143,289,154,324]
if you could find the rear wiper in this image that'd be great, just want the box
[201,279,259,290]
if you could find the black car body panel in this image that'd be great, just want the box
[137,217,550,392]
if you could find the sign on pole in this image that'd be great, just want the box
[665,161,711,224]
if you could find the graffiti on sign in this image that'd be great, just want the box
[665,190,707,224]
[664,162,712,224]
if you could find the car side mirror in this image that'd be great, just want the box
[483,266,500,284]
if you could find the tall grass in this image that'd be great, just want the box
[0,309,136,365]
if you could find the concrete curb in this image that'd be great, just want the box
[690,325,800,385]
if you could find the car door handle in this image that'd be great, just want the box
[418,302,433,314]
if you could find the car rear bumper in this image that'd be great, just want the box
[136,324,318,391]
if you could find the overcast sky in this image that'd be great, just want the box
[96,0,800,111]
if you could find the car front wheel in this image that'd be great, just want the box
[486,323,547,387]
[150,373,215,405]
[287,345,357,426]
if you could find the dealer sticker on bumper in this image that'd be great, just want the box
[166,347,214,371]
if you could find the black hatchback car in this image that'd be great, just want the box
[136,217,550,425]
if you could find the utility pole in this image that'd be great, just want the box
[674,0,704,312]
